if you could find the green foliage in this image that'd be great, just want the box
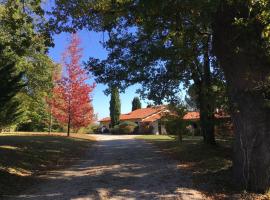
[0,100,22,130]
[162,104,187,141]
[0,0,55,131]
[109,86,121,127]
[77,124,99,134]
[111,121,138,134]
[0,60,23,129]
[185,84,199,111]
[139,123,154,134]
[185,79,229,112]
[50,0,224,144]
[110,125,119,135]
[50,0,270,192]
[132,97,141,111]
[164,118,187,136]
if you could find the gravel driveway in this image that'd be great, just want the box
[5,135,204,200]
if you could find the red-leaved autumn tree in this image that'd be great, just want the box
[50,34,95,136]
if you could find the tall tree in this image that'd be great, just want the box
[0,60,23,130]
[50,34,95,136]
[132,97,141,111]
[110,86,121,127]
[50,0,270,192]
[0,0,54,131]
[212,0,270,192]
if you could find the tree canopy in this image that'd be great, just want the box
[132,97,141,111]
[49,34,95,136]
[50,0,270,192]
[0,0,54,130]
[110,86,121,127]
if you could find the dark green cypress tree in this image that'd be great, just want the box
[0,59,24,130]
[109,86,121,127]
[132,97,141,111]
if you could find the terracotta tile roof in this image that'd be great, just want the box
[99,106,166,122]
[214,112,230,119]
[183,111,230,120]
[142,111,167,122]
[183,112,200,120]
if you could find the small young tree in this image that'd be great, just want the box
[132,97,141,111]
[110,86,121,127]
[50,34,95,136]
[162,104,187,143]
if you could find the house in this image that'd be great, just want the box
[99,106,169,135]
[182,110,232,135]
[183,110,230,121]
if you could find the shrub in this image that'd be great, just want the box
[111,121,138,134]
[119,121,138,128]
[118,121,138,134]
[110,125,120,135]
[77,124,99,134]
[164,117,187,135]
[93,126,102,134]
[139,123,154,134]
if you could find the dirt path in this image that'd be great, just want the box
[5,135,204,200]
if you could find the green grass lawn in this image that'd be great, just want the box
[0,133,95,195]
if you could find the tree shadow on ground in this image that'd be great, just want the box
[0,135,93,196]
[2,138,204,200]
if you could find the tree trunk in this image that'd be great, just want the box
[199,94,215,145]
[196,36,216,145]
[199,84,215,145]
[213,1,270,192]
[67,114,70,137]
[67,99,71,137]
[192,77,215,145]
[48,106,52,134]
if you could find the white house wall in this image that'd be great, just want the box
[151,121,159,135]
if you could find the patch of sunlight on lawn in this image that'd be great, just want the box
[136,134,203,141]
[136,135,174,140]
[46,149,61,153]
[0,166,32,176]
[0,145,20,150]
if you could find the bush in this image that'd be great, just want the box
[111,121,138,134]
[139,123,154,134]
[119,121,138,134]
[77,124,99,134]
[164,117,187,135]
[110,125,120,135]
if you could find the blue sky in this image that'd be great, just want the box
[48,30,148,120]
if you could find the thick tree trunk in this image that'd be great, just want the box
[199,36,215,145]
[199,94,215,145]
[193,77,215,145]
[213,1,270,192]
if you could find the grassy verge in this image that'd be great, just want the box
[136,135,268,200]
[0,133,95,195]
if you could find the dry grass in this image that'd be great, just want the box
[0,132,95,195]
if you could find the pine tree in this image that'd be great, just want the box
[110,86,121,127]
[0,58,23,130]
[49,34,95,136]
[0,0,54,131]
[132,97,141,111]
